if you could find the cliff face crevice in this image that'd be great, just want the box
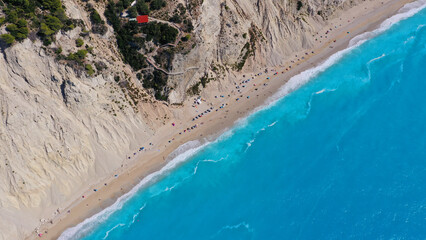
[0,0,362,238]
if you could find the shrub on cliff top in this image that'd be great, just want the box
[85,64,95,76]
[44,15,63,32]
[136,0,150,15]
[88,6,107,35]
[76,38,84,47]
[150,0,166,10]
[67,49,88,62]
[90,8,104,25]
[0,33,15,45]
[5,19,29,41]
[1,0,72,46]
[0,17,6,26]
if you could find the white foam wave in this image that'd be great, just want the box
[368,54,386,64]
[148,180,182,199]
[245,138,256,152]
[257,127,266,133]
[404,24,425,44]
[213,127,236,142]
[268,121,278,127]
[315,89,326,94]
[202,158,226,163]
[192,162,200,175]
[59,140,209,240]
[365,54,387,82]
[129,203,146,226]
[193,156,227,175]
[150,156,228,199]
[315,88,337,95]
[102,223,125,240]
[256,120,278,134]
[165,139,206,161]
[404,35,415,44]
[163,183,178,192]
[306,88,338,115]
[221,222,253,232]
[245,120,279,151]
[212,221,254,238]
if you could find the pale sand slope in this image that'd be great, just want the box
[31,0,414,239]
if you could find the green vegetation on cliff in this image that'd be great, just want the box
[0,0,74,46]
[140,22,178,45]
[104,0,180,100]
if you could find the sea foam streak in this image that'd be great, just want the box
[306,88,337,115]
[101,223,125,240]
[211,222,254,238]
[59,2,426,239]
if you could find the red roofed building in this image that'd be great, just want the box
[136,15,149,23]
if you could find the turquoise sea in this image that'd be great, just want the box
[60,1,426,239]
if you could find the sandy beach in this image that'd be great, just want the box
[30,0,415,238]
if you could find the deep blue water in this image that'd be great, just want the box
[62,2,426,240]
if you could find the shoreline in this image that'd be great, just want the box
[31,0,416,239]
